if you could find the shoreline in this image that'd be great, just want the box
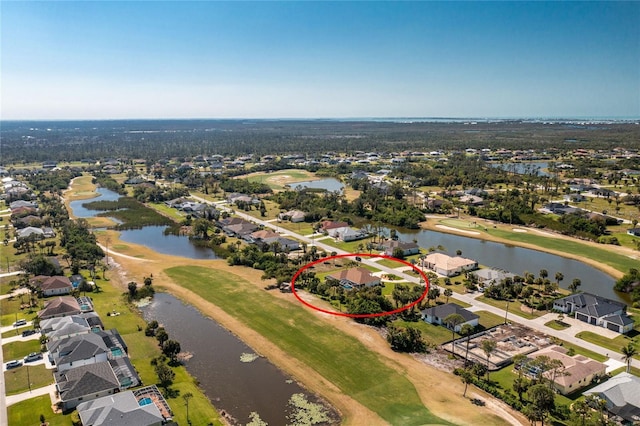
[420,216,628,280]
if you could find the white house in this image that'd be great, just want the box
[421,303,479,332]
[553,293,634,334]
[422,253,478,277]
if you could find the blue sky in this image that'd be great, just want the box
[2,1,638,119]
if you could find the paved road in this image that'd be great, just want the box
[192,194,640,371]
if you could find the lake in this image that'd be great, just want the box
[69,188,218,259]
[141,292,336,425]
[489,161,550,177]
[393,227,623,303]
[291,178,344,192]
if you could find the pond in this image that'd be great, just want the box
[69,187,218,260]
[141,292,336,425]
[489,161,550,177]
[291,178,344,192]
[119,226,218,259]
[392,228,623,303]
[69,187,121,217]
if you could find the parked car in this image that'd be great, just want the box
[21,329,37,337]
[6,360,23,369]
[12,319,27,327]
[24,352,42,362]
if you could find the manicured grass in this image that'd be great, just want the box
[544,320,571,330]
[475,310,507,329]
[1,295,37,327]
[576,331,639,359]
[487,227,638,274]
[147,202,186,221]
[4,364,53,395]
[2,339,41,361]
[554,338,608,363]
[8,395,73,426]
[276,220,315,236]
[491,366,573,408]
[165,265,450,425]
[393,319,457,346]
[609,366,640,377]
[476,296,541,320]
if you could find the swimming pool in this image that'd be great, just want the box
[138,397,153,406]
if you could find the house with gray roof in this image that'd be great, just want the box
[41,315,92,341]
[77,389,166,426]
[48,329,127,372]
[585,372,640,423]
[553,293,634,334]
[421,303,479,332]
[55,361,121,410]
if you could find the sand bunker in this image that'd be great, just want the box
[435,224,481,235]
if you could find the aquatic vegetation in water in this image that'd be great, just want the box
[286,393,330,426]
[240,352,260,363]
[246,412,268,426]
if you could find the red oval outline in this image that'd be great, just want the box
[291,253,430,318]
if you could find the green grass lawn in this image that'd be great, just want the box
[8,395,73,426]
[0,291,38,327]
[544,320,571,331]
[609,366,640,377]
[576,331,639,359]
[490,366,574,408]
[553,338,608,363]
[476,296,541,320]
[276,220,315,235]
[4,364,53,395]
[147,202,186,221]
[2,339,41,361]
[475,310,507,329]
[165,265,451,426]
[392,319,457,346]
[487,227,638,274]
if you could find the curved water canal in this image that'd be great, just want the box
[142,293,336,425]
[393,227,622,303]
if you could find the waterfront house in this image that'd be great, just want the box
[77,389,166,426]
[55,362,121,410]
[421,253,478,277]
[472,268,516,286]
[380,240,420,257]
[261,236,300,252]
[553,293,634,334]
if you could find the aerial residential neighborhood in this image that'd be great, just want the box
[1,124,639,425]
[2,1,639,426]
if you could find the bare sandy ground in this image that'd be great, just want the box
[435,224,481,235]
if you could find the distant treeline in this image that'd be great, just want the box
[1,120,638,163]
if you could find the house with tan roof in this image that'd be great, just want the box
[38,296,82,319]
[526,345,606,395]
[421,253,478,277]
[30,275,73,297]
[326,267,381,289]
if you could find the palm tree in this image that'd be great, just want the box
[444,288,453,304]
[569,278,581,293]
[481,339,497,381]
[459,323,475,365]
[621,342,637,373]
[459,368,473,398]
[555,272,564,287]
[443,313,465,353]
